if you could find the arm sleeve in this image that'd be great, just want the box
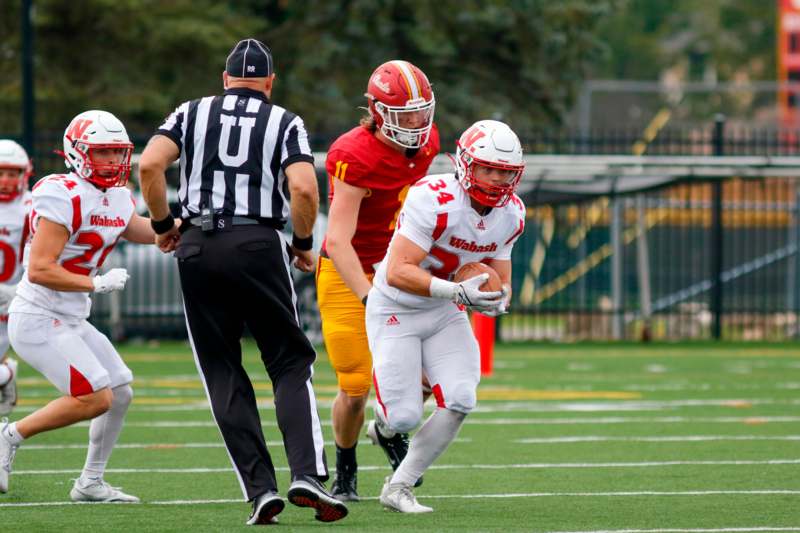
[281,116,315,170]
[32,180,77,235]
[396,185,439,251]
[155,101,189,150]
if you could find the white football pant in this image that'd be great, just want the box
[9,312,132,396]
[366,289,480,434]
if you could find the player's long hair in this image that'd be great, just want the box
[359,114,377,133]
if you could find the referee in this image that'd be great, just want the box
[139,38,347,525]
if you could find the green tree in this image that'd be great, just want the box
[2,0,615,155]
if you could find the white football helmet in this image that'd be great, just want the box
[62,110,133,188]
[455,120,524,208]
[0,139,32,202]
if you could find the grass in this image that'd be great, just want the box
[1,340,799,532]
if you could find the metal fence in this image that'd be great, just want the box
[504,179,800,341]
[505,119,800,341]
[8,120,800,342]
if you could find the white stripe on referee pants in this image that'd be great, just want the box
[277,229,327,476]
[182,302,249,500]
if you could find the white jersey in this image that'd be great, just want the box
[0,192,32,286]
[12,173,135,320]
[372,172,525,309]
[0,191,31,318]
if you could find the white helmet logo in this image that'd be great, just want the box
[372,74,390,94]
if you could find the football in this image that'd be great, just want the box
[452,262,503,292]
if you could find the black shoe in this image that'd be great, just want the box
[246,491,284,525]
[331,468,359,502]
[287,475,348,523]
[366,419,423,487]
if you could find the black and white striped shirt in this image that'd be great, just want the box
[156,87,313,226]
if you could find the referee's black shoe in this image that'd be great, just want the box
[366,419,423,487]
[287,475,348,522]
[246,491,284,525]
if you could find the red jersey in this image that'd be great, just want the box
[323,124,440,273]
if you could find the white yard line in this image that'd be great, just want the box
[17,434,795,449]
[11,459,800,475]
[60,416,796,428]
[12,397,800,414]
[516,435,800,444]
[1,491,799,509]
[21,438,471,450]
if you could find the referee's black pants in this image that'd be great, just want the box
[176,224,328,501]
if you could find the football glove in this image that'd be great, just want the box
[429,273,503,308]
[92,268,130,294]
[475,285,510,317]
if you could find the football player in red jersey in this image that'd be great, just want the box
[317,60,439,500]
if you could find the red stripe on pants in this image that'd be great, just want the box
[372,370,388,418]
[69,365,94,397]
[432,383,446,408]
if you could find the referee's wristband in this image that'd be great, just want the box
[292,233,313,251]
[150,214,176,235]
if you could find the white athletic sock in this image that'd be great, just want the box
[81,384,133,480]
[390,408,466,487]
[0,364,11,387]
[1,421,24,446]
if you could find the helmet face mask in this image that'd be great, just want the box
[365,60,435,149]
[0,140,32,202]
[63,110,133,188]
[455,120,524,208]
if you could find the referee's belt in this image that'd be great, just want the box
[185,215,281,232]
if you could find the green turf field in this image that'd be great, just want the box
[1,341,799,532]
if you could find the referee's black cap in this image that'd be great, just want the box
[225,38,273,78]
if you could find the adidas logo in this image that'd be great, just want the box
[476,219,485,230]
[386,315,400,326]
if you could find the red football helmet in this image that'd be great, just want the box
[455,120,524,208]
[365,60,435,149]
[0,140,32,202]
[62,110,133,188]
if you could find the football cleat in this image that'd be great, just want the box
[0,358,18,416]
[246,491,284,525]
[70,477,140,503]
[379,476,433,513]
[330,467,359,502]
[0,420,17,494]
[287,475,348,522]
[366,419,423,487]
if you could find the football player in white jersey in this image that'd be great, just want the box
[366,120,526,513]
[0,140,33,417]
[0,110,161,502]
